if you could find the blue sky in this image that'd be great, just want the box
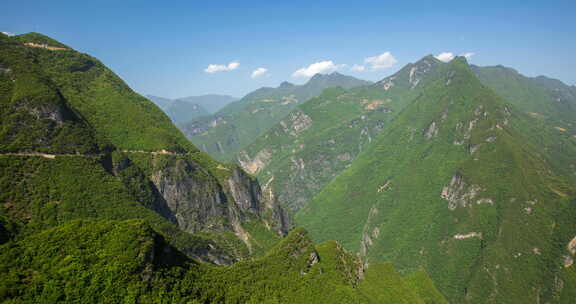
[1,1,575,98]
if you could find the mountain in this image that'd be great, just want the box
[0,32,289,265]
[166,99,210,124]
[146,94,173,110]
[471,65,576,133]
[238,58,576,219]
[147,94,237,124]
[237,55,444,212]
[0,31,447,303]
[296,57,576,303]
[146,95,211,124]
[180,72,372,160]
[177,94,238,113]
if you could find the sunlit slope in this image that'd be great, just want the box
[297,57,576,303]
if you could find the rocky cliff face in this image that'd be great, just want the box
[114,152,290,258]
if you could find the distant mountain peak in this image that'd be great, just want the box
[279,81,295,88]
[305,71,371,87]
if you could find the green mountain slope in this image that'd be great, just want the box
[237,56,444,212]
[296,57,576,303]
[472,65,576,181]
[180,72,372,160]
[472,65,576,133]
[0,221,447,304]
[0,32,288,263]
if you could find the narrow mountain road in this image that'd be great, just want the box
[0,149,189,159]
[0,152,72,159]
[120,149,180,155]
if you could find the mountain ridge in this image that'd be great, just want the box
[296,57,576,303]
[180,71,372,160]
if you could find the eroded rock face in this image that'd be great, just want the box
[381,76,396,90]
[280,110,312,136]
[146,155,290,241]
[0,65,11,74]
[17,98,69,125]
[423,121,439,139]
[453,232,482,240]
[568,236,576,255]
[237,149,272,175]
[149,159,228,234]
[360,205,379,261]
[441,173,482,210]
[408,58,438,89]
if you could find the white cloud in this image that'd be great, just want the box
[292,60,338,78]
[1,31,14,36]
[351,64,366,72]
[228,61,240,70]
[461,52,475,59]
[204,61,240,73]
[364,52,397,70]
[435,52,455,62]
[251,67,268,79]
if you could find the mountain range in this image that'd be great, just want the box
[237,55,576,303]
[0,32,448,303]
[1,30,576,304]
[180,72,372,160]
[146,94,237,124]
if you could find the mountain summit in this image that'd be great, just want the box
[296,57,576,303]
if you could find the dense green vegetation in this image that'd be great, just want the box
[0,221,447,303]
[472,64,576,133]
[11,33,195,152]
[0,32,286,262]
[296,57,576,303]
[180,72,372,161]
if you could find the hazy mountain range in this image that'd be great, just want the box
[146,94,237,124]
